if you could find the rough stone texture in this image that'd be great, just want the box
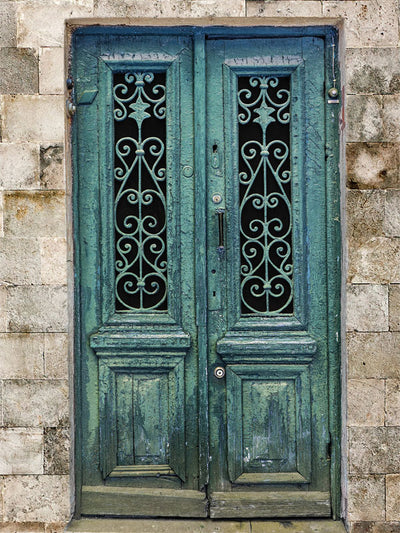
[347,475,386,522]
[1,96,64,143]
[44,426,70,474]
[3,379,68,427]
[0,3,17,47]
[386,379,400,426]
[40,144,64,190]
[0,333,44,379]
[40,238,67,285]
[346,284,388,332]
[347,190,385,245]
[3,475,70,523]
[384,190,400,237]
[346,48,400,96]
[246,1,322,17]
[3,191,65,239]
[389,284,400,331]
[0,143,40,191]
[17,4,93,48]
[0,48,38,95]
[386,475,400,521]
[346,143,400,190]
[382,95,400,142]
[0,238,41,286]
[94,0,245,17]
[348,237,400,284]
[347,332,400,379]
[44,333,68,379]
[0,524,46,532]
[347,379,385,427]
[39,48,64,95]
[346,96,384,143]
[348,427,400,474]
[0,428,43,474]
[351,522,400,533]
[6,285,68,333]
[322,1,399,48]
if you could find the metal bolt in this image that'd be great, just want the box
[66,77,74,91]
[212,194,222,204]
[328,87,339,98]
[214,366,226,379]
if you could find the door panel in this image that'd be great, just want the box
[206,37,331,516]
[73,28,340,519]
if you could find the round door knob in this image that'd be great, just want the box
[214,366,226,379]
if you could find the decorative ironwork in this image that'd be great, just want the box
[238,76,293,315]
[113,72,168,312]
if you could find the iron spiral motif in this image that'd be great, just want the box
[238,76,293,315]
[113,72,168,312]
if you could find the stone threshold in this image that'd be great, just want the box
[67,518,347,532]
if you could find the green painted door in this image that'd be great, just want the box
[72,27,340,520]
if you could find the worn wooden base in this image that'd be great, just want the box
[209,491,331,519]
[81,486,208,518]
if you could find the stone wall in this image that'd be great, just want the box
[0,1,399,531]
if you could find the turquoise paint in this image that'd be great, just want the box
[72,26,341,519]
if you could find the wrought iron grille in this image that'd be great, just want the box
[238,75,293,316]
[113,72,168,312]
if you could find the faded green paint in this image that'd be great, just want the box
[72,27,341,520]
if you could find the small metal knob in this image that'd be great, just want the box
[214,366,225,379]
[328,87,339,98]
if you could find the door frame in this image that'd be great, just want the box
[69,23,342,519]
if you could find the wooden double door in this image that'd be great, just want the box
[72,26,340,519]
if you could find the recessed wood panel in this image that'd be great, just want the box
[227,364,311,484]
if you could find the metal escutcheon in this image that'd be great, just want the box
[214,366,226,379]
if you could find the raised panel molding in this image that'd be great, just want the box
[226,364,311,485]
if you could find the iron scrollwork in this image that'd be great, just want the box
[238,76,293,315]
[113,72,168,312]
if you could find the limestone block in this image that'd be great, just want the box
[3,379,68,427]
[384,190,400,238]
[39,47,64,95]
[17,4,92,48]
[383,95,400,142]
[346,48,400,96]
[0,3,17,47]
[44,426,70,474]
[3,475,70,522]
[351,523,400,533]
[44,333,68,379]
[347,379,384,426]
[94,0,245,17]
[347,332,400,379]
[0,524,45,532]
[0,237,41,286]
[0,48,39,95]
[348,475,385,521]
[0,143,40,190]
[0,333,44,379]
[0,286,8,332]
[40,237,67,285]
[40,144,64,190]
[347,190,385,246]
[346,143,400,190]
[6,285,68,333]
[346,96,383,143]
[346,284,388,332]
[349,427,400,474]
[348,237,400,284]
[1,95,64,143]
[389,285,400,331]
[322,1,398,48]
[246,1,322,17]
[386,475,400,521]
[3,191,66,239]
[386,379,400,426]
[0,428,43,474]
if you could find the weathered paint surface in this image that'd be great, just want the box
[73,27,340,520]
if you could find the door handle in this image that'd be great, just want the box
[216,208,225,255]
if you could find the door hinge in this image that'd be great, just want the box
[66,77,76,117]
